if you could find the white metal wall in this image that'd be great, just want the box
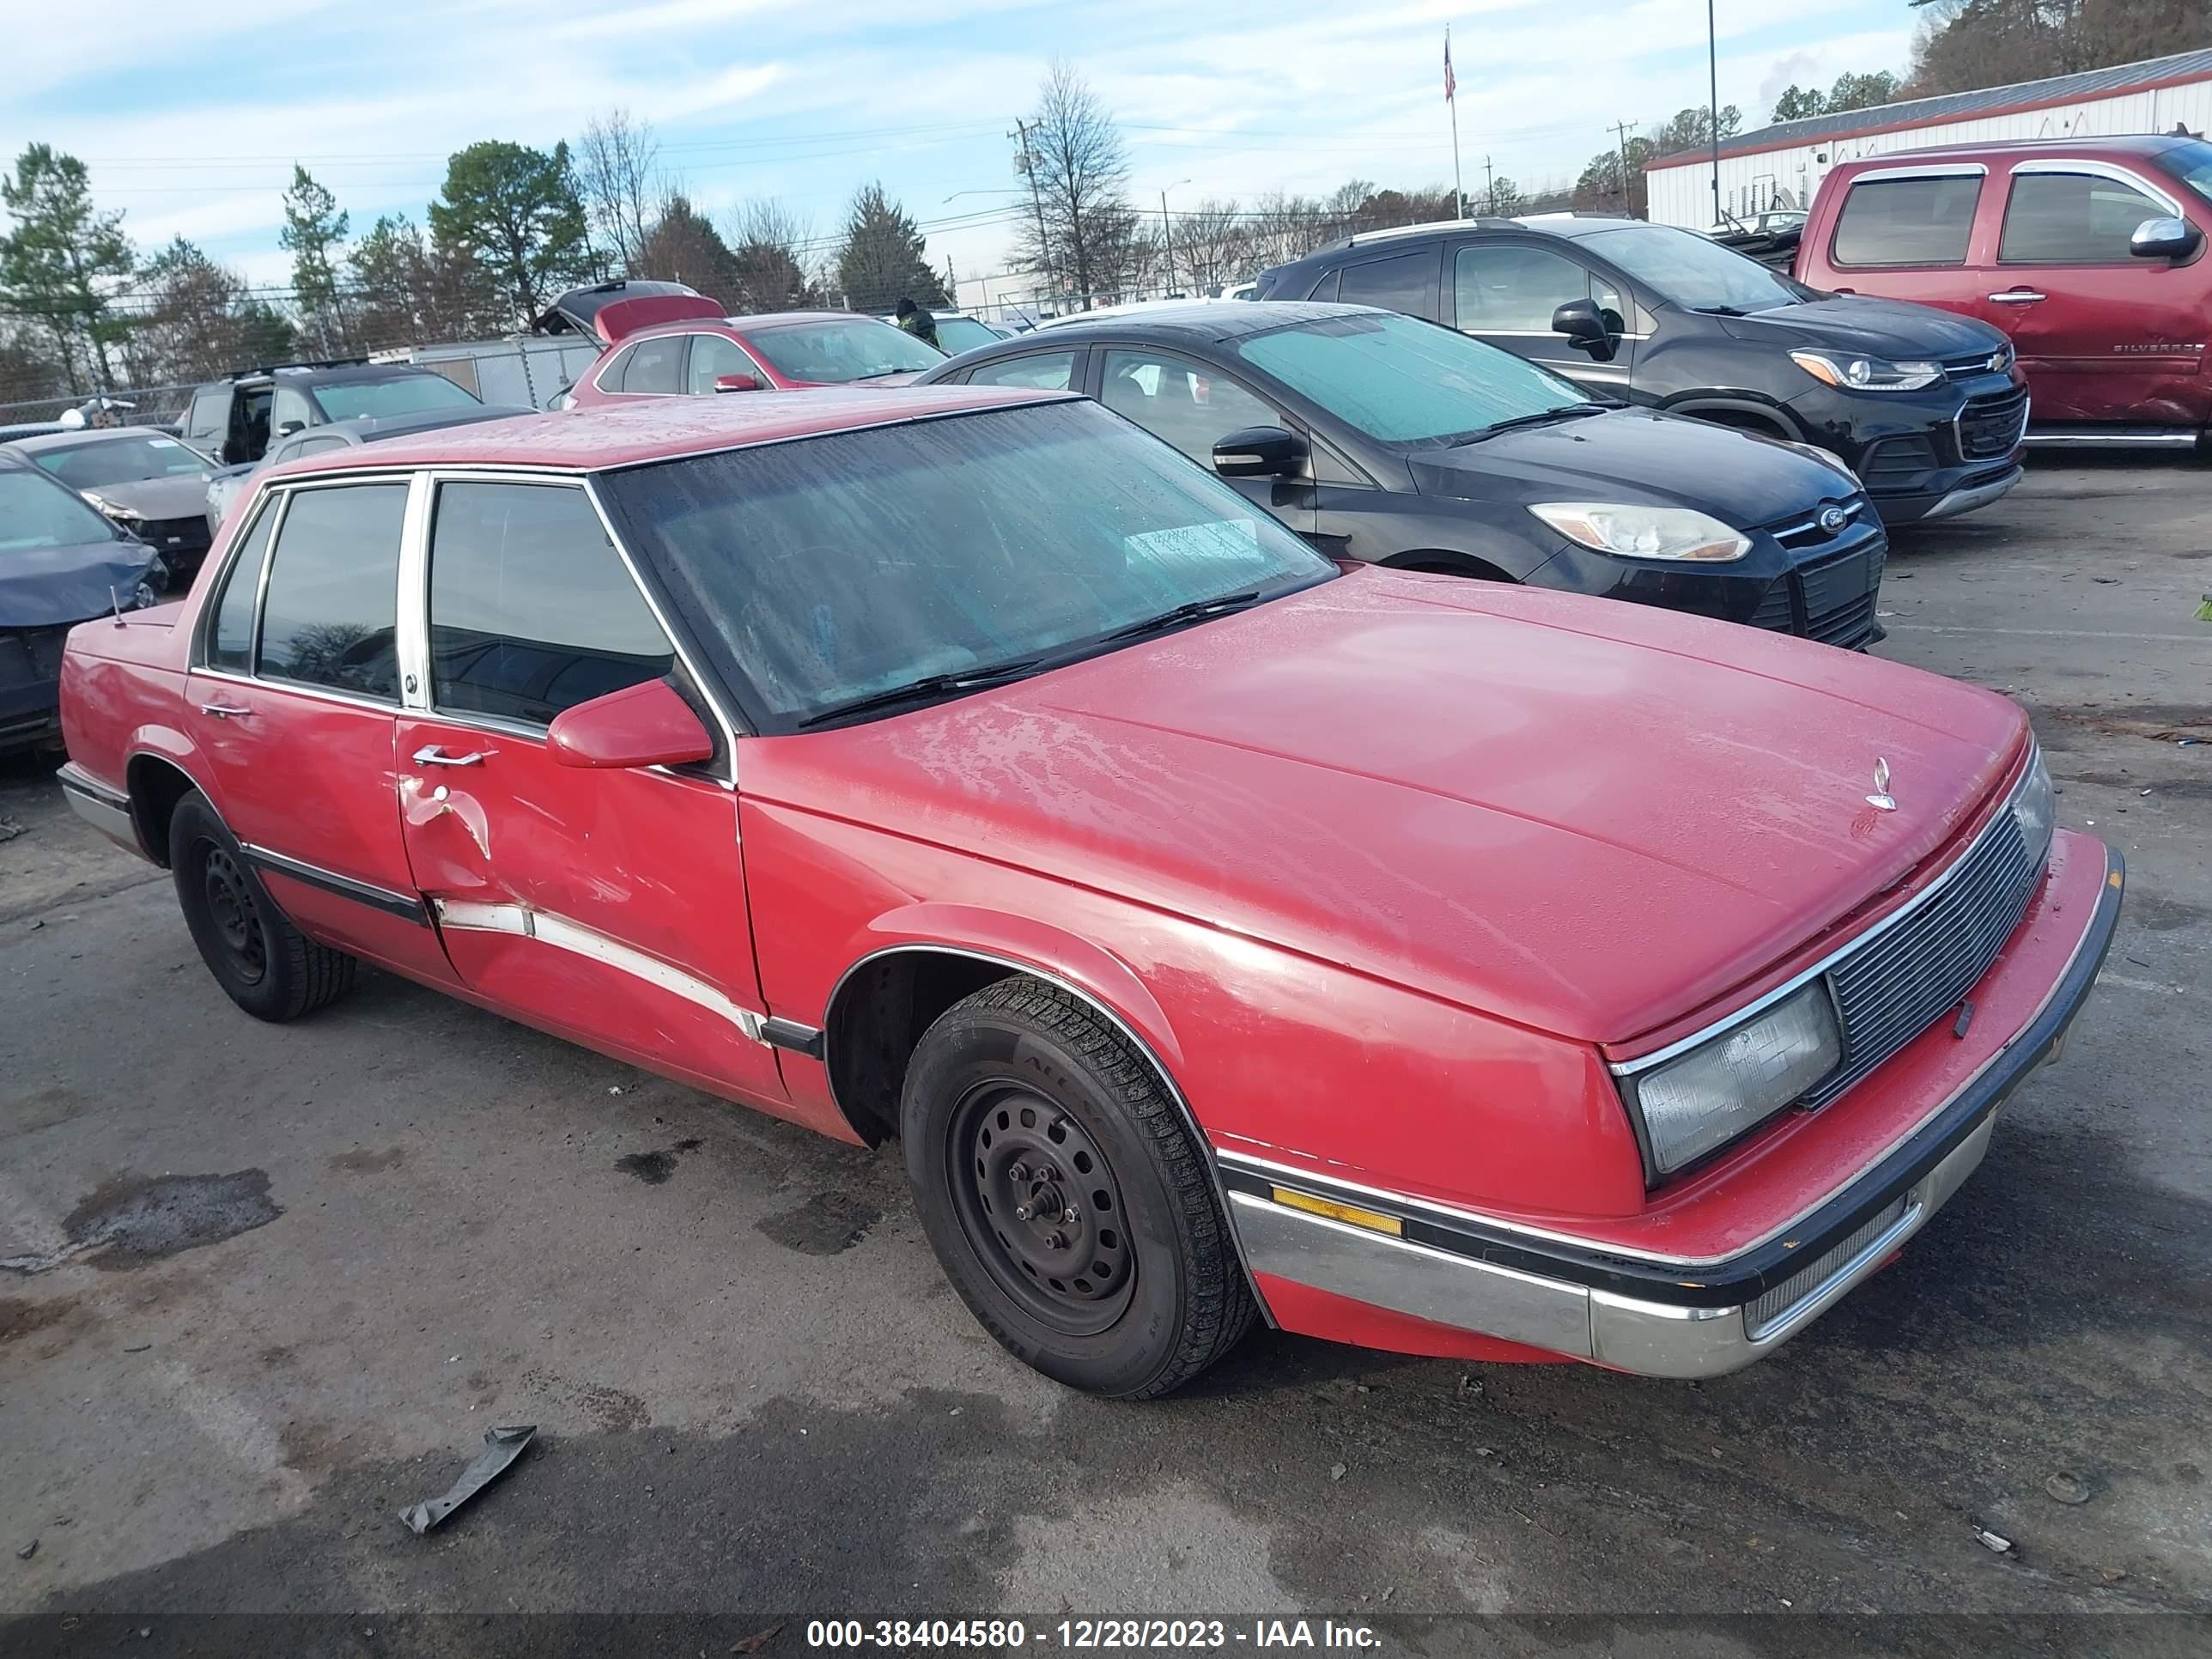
[1647,77,2212,227]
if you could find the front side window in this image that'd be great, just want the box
[594,401,1333,730]
[1454,244,1597,332]
[271,385,317,436]
[1578,222,1810,310]
[1099,349,1281,464]
[32,434,214,489]
[255,483,407,702]
[428,482,675,726]
[311,374,481,421]
[2001,170,2168,264]
[744,318,945,384]
[964,350,1077,391]
[685,333,757,394]
[207,500,278,672]
[1337,251,1438,319]
[1830,175,1984,268]
[1234,311,1588,447]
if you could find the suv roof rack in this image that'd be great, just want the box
[241,355,374,377]
[1320,216,1523,253]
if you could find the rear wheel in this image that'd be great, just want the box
[902,977,1256,1397]
[170,791,357,1022]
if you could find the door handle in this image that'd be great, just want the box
[199,702,252,719]
[1987,289,2046,303]
[411,744,492,767]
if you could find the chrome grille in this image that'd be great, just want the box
[1746,1195,1911,1337]
[1802,805,2043,1109]
[1959,386,2030,460]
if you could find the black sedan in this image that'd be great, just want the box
[919,301,1888,647]
[6,428,222,578]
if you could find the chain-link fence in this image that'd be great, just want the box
[0,383,197,428]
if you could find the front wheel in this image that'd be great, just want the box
[902,977,1256,1397]
[170,791,357,1022]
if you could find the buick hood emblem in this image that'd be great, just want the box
[1818,505,1848,533]
[1866,757,1897,811]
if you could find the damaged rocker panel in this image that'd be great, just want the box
[239,843,431,925]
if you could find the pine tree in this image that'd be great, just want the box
[281,165,350,356]
[0,143,134,393]
[836,183,946,314]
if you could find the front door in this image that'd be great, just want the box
[1446,239,1638,399]
[1983,161,2209,428]
[185,477,460,984]
[392,475,790,1115]
[1093,346,1316,537]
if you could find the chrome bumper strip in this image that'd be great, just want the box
[57,763,140,857]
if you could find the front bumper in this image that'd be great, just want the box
[1222,838,2124,1378]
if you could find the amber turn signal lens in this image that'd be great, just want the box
[1270,1187,1403,1236]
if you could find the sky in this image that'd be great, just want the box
[4,0,1917,313]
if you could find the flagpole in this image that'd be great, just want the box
[1447,25,1464,218]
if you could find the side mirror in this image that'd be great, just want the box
[714,373,763,394]
[275,419,306,438]
[547,679,714,770]
[1212,425,1307,479]
[2130,216,2202,262]
[1552,299,1618,362]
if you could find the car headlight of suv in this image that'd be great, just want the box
[1623,981,1843,1176]
[1789,349,1943,393]
[2011,744,2055,869]
[1528,502,1752,562]
[81,490,144,522]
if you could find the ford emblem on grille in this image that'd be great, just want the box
[1867,757,1897,811]
[1818,506,1848,534]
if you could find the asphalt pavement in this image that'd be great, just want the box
[2,456,2207,1656]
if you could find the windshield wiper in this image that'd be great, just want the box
[1455,405,1605,444]
[850,368,912,382]
[1102,591,1263,644]
[795,657,1047,727]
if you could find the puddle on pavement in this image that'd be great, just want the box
[614,1139,702,1186]
[756,1191,881,1256]
[0,1170,280,1276]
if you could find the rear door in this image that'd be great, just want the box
[1985,159,2206,427]
[1445,238,1637,398]
[1814,165,1991,321]
[392,475,788,1112]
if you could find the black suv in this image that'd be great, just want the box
[1255,216,2027,526]
[179,359,484,466]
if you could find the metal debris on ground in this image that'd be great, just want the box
[1329,1462,1346,1482]
[1975,1527,2014,1553]
[2045,1471,2092,1505]
[0,818,24,843]
[399,1424,537,1534]
[732,1624,784,1654]
[15,1540,35,1560]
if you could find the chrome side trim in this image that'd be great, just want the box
[2008,158,2182,218]
[1853,162,1988,183]
[57,763,139,856]
[1611,750,2037,1079]
[821,942,1274,1323]
[192,665,398,719]
[240,843,429,925]
[395,471,434,710]
[432,898,767,1042]
[2020,429,2200,447]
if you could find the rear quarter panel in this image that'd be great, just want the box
[59,606,195,801]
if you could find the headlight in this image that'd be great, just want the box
[1625,982,1842,1176]
[1790,349,1942,393]
[2011,745,2054,869]
[1528,502,1752,562]
[82,490,144,521]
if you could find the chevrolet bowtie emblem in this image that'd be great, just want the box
[1866,757,1897,811]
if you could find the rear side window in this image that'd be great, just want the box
[256,483,408,702]
[1831,175,1984,267]
[619,336,686,394]
[207,501,278,673]
[964,350,1078,391]
[1304,269,1340,301]
[1337,251,1437,319]
[427,482,675,726]
[2000,171,2168,264]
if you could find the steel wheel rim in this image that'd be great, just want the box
[201,844,267,985]
[946,1081,1136,1337]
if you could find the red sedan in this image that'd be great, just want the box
[565,310,945,405]
[57,388,2120,1397]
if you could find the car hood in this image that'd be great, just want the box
[1721,295,2005,359]
[1407,408,1850,524]
[0,536,158,628]
[82,474,213,520]
[747,570,2027,1042]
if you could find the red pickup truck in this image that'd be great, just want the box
[1796,134,2212,445]
[57,389,2120,1396]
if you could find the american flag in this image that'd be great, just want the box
[1444,27,1455,102]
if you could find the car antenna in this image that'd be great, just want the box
[110,584,126,626]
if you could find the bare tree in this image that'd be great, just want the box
[575,109,665,275]
[1172,198,1249,293]
[1015,60,1141,303]
[726,198,823,311]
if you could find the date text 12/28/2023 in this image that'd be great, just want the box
[804,1620,1382,1649]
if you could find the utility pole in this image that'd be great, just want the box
[1445,25,1464,219]
[1610,119,1637,215]
[1707,0,1723,225]
[1011,119,1057,310]
[1484,155,1495,216]
[1160,192,1174,297]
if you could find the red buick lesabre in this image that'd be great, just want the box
[57,387,2120,1397]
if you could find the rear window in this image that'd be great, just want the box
[1831,175,1984,267]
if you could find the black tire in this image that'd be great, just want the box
[902,977,1256,1398]
[169,791,357,1022]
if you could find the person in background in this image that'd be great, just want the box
[895,297,940,349]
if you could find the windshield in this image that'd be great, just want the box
[746,317,945,383]
[0,469,123,550]
[596,400,1334,730]
[311,374,481,422]
[1235,311,1589,447]
[1577,222,1807,313]
[933,315,1002,355]
[2162,137,2212,208]
[32,434,213,489]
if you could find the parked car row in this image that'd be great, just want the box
[53,382,2122,1399]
